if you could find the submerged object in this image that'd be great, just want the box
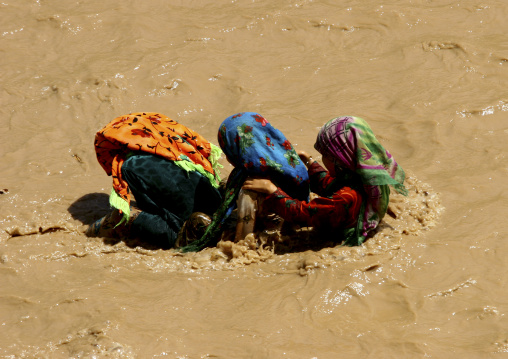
[235,189,258,241]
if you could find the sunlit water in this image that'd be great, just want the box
[1,0,508,357]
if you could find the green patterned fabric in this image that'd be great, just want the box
[315,116,407,245]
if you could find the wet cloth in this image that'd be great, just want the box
[94,112,222,223]
[314,116,408,245]
[263,161,363,232]
[121,153,222,248]
[180,112,310,252]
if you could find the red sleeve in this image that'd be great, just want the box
[263,186,362,230]
[307,161,338,196]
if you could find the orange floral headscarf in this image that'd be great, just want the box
[94,112,222,222]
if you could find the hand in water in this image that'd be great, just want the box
[242,178,277,194]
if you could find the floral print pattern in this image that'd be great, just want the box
[182,112,310,252]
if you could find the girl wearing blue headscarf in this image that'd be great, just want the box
[180,112,310,252]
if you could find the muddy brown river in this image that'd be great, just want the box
[1,0,508,357]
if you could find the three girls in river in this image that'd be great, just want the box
[87,111,407,251]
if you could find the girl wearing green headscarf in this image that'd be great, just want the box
[244,116,408,246]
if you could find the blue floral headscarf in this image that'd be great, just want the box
[219,112,310,201]
[180,112,310,252]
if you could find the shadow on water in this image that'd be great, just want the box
[68,193,167,250]
[68,193,111,225]
[270,228,344,254]
[270,222,392,255]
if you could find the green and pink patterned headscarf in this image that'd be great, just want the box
[315,116,408,245]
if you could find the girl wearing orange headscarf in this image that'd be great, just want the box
[87,112,223,248]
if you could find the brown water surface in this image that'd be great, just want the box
[1,0,508,357]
